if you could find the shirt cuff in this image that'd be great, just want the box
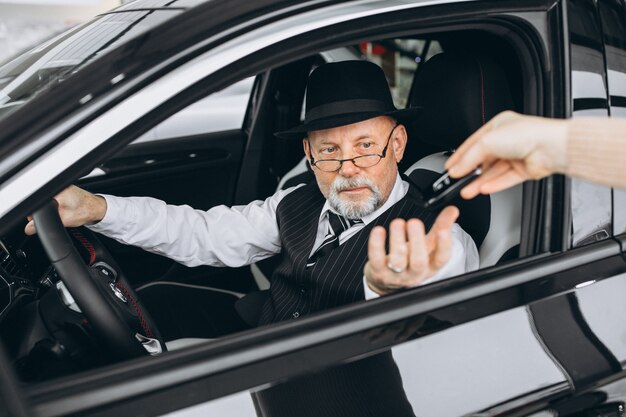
[86,194,132,235]
[363,276,381,300]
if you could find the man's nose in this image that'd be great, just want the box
[338,159,360,176]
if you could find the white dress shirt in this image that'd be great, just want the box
[89,174,478,298]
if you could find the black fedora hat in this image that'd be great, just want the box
[275,60,422,139]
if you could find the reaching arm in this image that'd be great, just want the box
[27,185,302,268]
[445,111,626,197]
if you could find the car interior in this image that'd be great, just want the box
[0,28,526,383]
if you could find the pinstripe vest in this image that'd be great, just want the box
[259,180,436,325]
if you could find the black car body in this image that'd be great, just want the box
[2,0,626,416]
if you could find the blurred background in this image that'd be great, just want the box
[0,0,123,63]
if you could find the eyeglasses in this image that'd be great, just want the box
[308,123,398,172]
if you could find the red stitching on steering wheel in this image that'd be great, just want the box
[70,229,97,265]
[115,282,154,338]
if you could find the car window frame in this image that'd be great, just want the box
[24,241,626,417]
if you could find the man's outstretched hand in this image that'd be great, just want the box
[364,206,459,295]
[24,185,107,235]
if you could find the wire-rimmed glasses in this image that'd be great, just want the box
[308,123,398,172]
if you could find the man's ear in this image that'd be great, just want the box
[303,138,311,162]
[393,124,408,163]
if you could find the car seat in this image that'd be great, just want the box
[403,52,521,267]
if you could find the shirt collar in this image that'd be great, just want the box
[320,173,409,225]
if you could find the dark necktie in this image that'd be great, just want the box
[306,212,362,268]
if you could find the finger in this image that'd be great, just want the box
[367,226,388,273]
[461,159,528,198]
[426,206,459,252]
[24,220,36,236]
[407,219,427,278]
[459,159,511,199]
[446,122,494,169]
[445,110,516,170]
[477,169,527,195]
[446,110,514,168]
[387,218,408,271]
[429,206,459,234]
[447,111,523,177]
[431,229,453,271]
[447,135,493,179]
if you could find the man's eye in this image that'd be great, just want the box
[321,147,336,154]
[360,142,373,149]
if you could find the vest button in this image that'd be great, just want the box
[300,287,306,294]
[292,312,300,318]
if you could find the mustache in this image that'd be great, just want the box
[331,176,375,193]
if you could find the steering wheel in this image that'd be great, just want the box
[33,201,165,359]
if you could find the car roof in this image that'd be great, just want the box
[0,0,333,182]
[110,0,214,12]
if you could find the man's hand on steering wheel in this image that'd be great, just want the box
[30,192,165,359]
[25,185,107,235]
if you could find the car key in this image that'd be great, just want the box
[420,167,482,211]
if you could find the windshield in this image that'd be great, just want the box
[0,9,182,123]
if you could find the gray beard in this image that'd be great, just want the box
[328,176,383,219]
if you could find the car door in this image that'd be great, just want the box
[529,1,626,414]
[0,1,580,416]
[5,1,626,417]
[159,2,626,416]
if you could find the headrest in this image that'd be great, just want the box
[407,52,514,150]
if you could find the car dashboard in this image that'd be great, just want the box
[0,228,97,381]
[0,237,39,322]
[0,240,13,317]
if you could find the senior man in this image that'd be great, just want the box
[28,61,478,416]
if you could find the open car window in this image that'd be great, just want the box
[10,2,625,417]
[1,7,533,378]
[72,26,528,357]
